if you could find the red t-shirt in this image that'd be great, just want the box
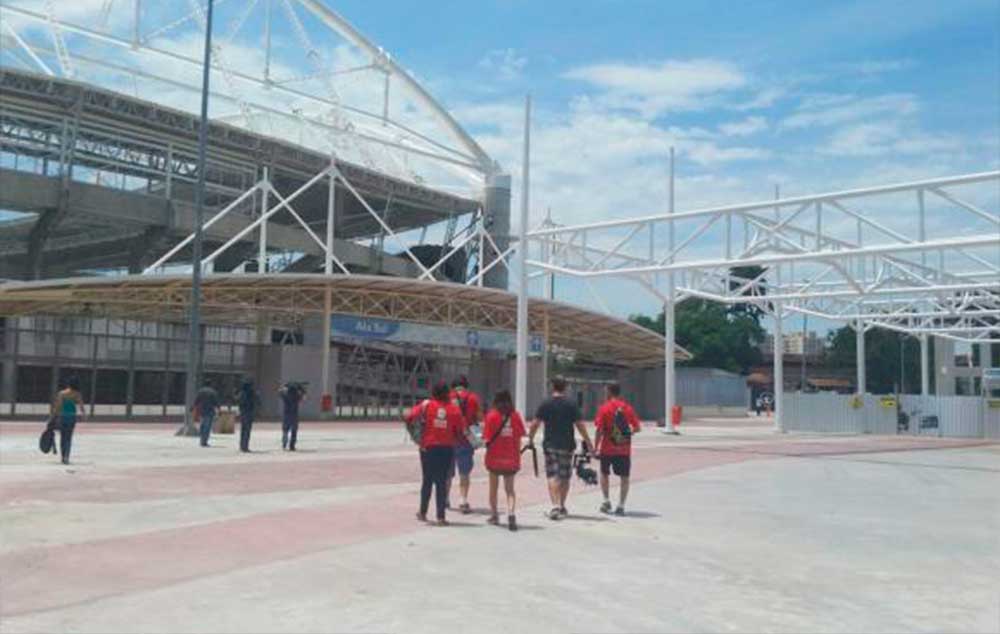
[595,398,641,457]
[449,389,482,425]
[483,408,526,472]
[419,399,465,450]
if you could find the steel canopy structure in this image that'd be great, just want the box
[0,274,688,367]
[512,133,1000,428]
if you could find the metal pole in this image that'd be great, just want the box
[920,334,930,396]
[856,319,867,394]
[800,312,807,391]
[664,146,677,432]
[514,95,531,416]
[258,167,269,274]
[182,0,214,433]
[321,161,335,418]
[773,295,784,432]
[899,334,906,394]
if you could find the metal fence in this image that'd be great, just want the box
[784,392,999,439]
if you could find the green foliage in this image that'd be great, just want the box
[826,326,924,394]
[630,299,766,373]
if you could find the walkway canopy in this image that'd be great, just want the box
[0,274,690,367]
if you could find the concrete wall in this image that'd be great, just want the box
[254,345,338,419]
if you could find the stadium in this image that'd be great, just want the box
[0,1,699,422]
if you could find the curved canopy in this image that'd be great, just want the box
[0,274,690,367]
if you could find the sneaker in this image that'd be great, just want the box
[436,518,449,527]
[508,514,518,532]
[547,507,562,521]
[614,506,626,517]
[558,507,569,518]
[416,512,427,522]
[600,500,613,514]
[487,514,500,526]
[460,503,472,515]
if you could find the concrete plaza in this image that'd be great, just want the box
[1,418,997,633]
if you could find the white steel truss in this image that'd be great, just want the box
[0,0,496,194]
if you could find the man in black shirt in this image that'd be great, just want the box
[528,377,594,520]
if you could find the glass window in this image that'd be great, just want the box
[954,377,972,396]
[954,341,977,368]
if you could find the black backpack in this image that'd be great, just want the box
[39,418,57,454]
[609,407,632,445]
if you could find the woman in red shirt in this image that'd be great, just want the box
[414,381,465,526]
[482,390,526,531]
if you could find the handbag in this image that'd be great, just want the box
[39,417,57,454]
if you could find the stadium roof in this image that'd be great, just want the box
[0,274,691,367]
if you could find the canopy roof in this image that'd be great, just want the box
[0,274,691,367]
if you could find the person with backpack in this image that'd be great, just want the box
[594,383,642,516]
[236,377,261,453]
[528,376,594,521]
[447,376,482,514]
[482,390,526,531]
[51,376,85,465]
[279,382,306,451]
[412,380,465,526]
[193,379,220,448]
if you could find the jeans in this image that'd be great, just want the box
[282,414,298,450]
[199,411,216,446]
[239,411,254,451]
[420,446,454,520]
[59,415,76,464]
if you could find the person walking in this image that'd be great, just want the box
[528,377,594,521]
[482,390,525,531]
[236,377,261,453]
[51,376,85,465]
[594,383,642,516]
[279,382,305,451]
[415,380,464,526]
[448,375,482,514]
[193,379,220,448]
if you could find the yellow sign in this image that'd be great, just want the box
[849,395,864,409]
[988,399,1000,410]
[879,397,897,409]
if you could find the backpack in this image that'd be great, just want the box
[452,391,483,449]
[609,406,632,445]
[403,401,427,446]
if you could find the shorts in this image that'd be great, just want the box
[487,468,518,476]
[544,449,573,482]
[452,444,474,477]
[600,455,631,478]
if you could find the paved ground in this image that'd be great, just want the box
[1,418,997,633]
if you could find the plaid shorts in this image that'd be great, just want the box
[544,448,573,482]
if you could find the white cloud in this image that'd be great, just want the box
[781,93,918,129]
[835,59,916,76]
[562,58,747,118]
[718,116,768,137]
[821,120,962,157]
[477,48,528,81]
[733,87,784,111]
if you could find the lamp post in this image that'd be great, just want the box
[181,0,214,434]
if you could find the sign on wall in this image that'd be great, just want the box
[331,315,543,355]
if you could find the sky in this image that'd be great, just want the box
[2,0,999,337]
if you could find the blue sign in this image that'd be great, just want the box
[331,315,400,340]
[530,335,544,354]
[466,330,480,347]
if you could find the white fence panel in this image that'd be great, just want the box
[985,402,1000,439]
[784,393,862,433]
[864,395,897,435]
[901,395,984,438]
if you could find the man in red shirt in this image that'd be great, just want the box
[447,376,482,514]
[593,383,641,516]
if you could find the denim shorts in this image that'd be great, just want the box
[452,444,475,476]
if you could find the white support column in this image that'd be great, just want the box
[664,146,677,433]
[320,161,336,418]
[856,319,867,394]
[920,334,930,396]
[477,217,485,288]
[258,166,269,274]
[773,298,784,432]
[515,95,531,416]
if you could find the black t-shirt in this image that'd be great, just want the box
[535,396,580,452]
[281,386,303,417]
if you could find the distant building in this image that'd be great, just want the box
[761,331,826,358]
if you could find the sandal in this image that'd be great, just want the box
[487,514,500,526]
[459,503,472,515]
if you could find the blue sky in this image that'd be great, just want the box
[324,0,1000,331]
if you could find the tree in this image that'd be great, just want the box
[826,326,924,394]
[631,298,765,374]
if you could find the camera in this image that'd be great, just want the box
[573,447,598,486]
